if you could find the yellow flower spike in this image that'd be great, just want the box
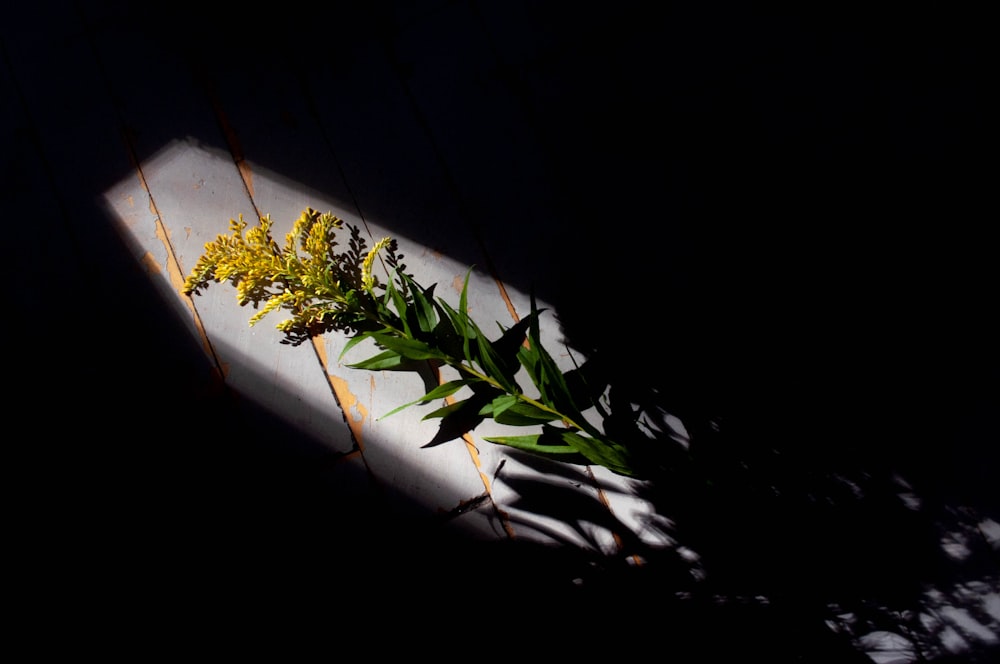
[249,291,294,327]
[362,236,392,291]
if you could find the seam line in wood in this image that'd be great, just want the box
[121,128,225,380]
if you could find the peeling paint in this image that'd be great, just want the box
[311,337,330,368]
[442,379,496,498]
[152,219,182,295]
[311,338,368,449]
[329,374,368,449]
[150,214,216,361]
[460,431,490,493]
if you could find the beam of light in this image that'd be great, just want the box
[101,136,658,553]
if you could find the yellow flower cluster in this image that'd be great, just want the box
[182,208,396,339]
[362,236,392,291]
[182,214,283,305]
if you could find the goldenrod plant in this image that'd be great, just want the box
[183,208,649,477]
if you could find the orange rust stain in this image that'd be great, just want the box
[451,274,464,294]
[329,374,368,450]
[311,337,330,368]
[443,381,492,495]
[151,211,214,361]
[311,338,368,450]
[140,251,162,277]
[153,219,185,295]
[125,194,134,207]
[464,434,493,494]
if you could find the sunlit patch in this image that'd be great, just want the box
[941,531,973,561]
[980,518,1000,549]
[858,631,917,664]
[100,137,672,545]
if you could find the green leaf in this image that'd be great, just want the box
[517,341,541,387]
[347,349,405,371]
[482,433,581,456]
[368,332,447,361]
[493,401,560,426]
[386,279,411,336]
[479,394,518,418]
[474,325,516,393]
[522,294,586,424]
[378,379,472,420]
[435,298,469,359]
[399,271,438,335]
[458,268,473,363]
[422,399,468,421]
[338,331,374,362]
[559,430,635,477]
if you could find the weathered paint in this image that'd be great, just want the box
[126,134,222,372]
[311,337,368,453]
[328,373,368,451]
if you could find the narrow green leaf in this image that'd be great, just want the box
[399,272,438,334]
[559,430,635,477]
[347,349,405,371]
[338,331,374,362]
[458,268,473,363]
[378,379,472,420]
[387,279,411,336]
[482,434,580,455]
[435,298,469,357]
[475,326,516,393]
[480,394,518,419]
[493,401,560,426]
[422,399,467,421]
[368,332,447,361]
[517,343,541,388]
